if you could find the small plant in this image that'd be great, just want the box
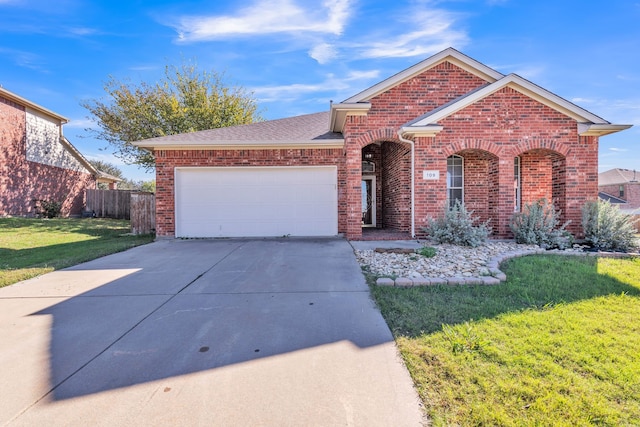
[442,321,487,354]
[34,199,63,218]
[423,200,490,247]
[417,246,437,258]
[510,199,572,249]
[582,200,639,252]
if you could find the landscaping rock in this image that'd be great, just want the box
[376,278,395,286]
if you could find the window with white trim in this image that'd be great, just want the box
[447,155,463,208]
[514,156,521,212]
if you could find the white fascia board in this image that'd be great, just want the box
[578,123,633,136]
[342,48,504,104]
[410,74,611,127]
[0,87,69,123]
[330,102,371,132]
[399,125,444,138]
[134,139,345,151]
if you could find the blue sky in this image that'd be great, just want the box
[1,0,638,181]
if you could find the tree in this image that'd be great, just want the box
[89,160,125,179]
[89,160,155,192]
[81,62,262,170]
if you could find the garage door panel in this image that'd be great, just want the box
[175,166,337,238]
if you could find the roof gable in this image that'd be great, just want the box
[402,74,632,137]
[342,48,503,103]
[330,47,504,132]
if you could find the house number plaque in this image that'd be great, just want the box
[422,170,440,180]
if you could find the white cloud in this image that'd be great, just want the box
[571,97,594,103]
[173,0,351,42]
[252,69,381,102]
[609,147,629,152]
[355,7,468,59]
[344,70,380,81]
[309,43,337,64]
[0,47,47,72]
[252,82,331,103]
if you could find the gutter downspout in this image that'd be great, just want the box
[397,129,415,238]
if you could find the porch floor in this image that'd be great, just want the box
[360,227,413,241]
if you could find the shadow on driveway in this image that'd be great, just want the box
[1,238,423,425]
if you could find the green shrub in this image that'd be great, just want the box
[423,200,490,247]
[34,199,63,218]
[582,200,638,252]
[510,198,572,249]
[417,246,437,258]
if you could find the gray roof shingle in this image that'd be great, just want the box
[599,168,640,186]
[134,111,343,149]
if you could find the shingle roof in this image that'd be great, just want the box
[599,168,640,186]
[598,192,627,204]
[134,111,343,149]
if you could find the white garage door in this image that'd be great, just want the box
[175,166,338,238]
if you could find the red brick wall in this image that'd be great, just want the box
[432,87,596,237]
[459,149,500,227]
[599,184,626,200]
[343,61,491,239]
[1,96,27,215]
[0,95,94,217]
[154,148,345,236]
[366,61,489,128]
[344,84,597,239]
[600,183,640,209]
[381,141,411,231]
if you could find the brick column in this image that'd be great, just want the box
[344,135,363,240]
[496,157,515,238]
[413,136,447,237]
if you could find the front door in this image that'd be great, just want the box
[361,176,376,227]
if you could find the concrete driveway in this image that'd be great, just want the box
[0,238,424,426]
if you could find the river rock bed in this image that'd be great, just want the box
[355,241,542,279]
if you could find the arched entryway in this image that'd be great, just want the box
[518,148,567,224]
[447,149,500,229]
[361,140,412,237]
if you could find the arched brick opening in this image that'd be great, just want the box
[517,148,567,225]
[451,149,500,231]
[361,139,412,233]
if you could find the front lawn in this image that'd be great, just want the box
[369,255,640,426]
[0,217,154,288]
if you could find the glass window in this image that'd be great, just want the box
[447,155,463,208]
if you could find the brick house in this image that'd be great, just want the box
[134,48,631,240]
[599,168,640,210]
[0,87,114,217]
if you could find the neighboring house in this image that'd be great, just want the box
[599,168,640,211]
[134,48,631,240]
[0,87,117,217]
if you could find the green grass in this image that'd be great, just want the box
[369,255,640,426]
[0,217,155,288]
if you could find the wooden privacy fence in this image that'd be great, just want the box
[130,192,156,235]
[86,189,132,219]
[85,189,155,234]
